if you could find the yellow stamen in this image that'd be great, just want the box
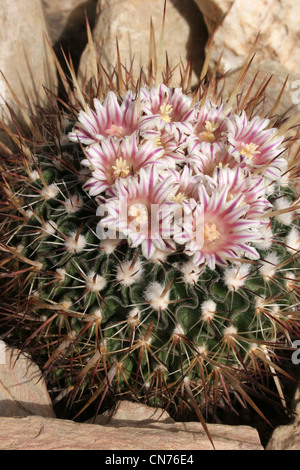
[202,121,219,142]
[112,158,130,178]
[171,192,187,204]
[240,142,261,160]
[217,162,230,171]
[128,204,148,225]
[204,223,220,245]
[106,124,125,138]
[154,136,162,147]
[160,103,173,123]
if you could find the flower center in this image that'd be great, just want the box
[240,142,261,160]
[112,158,130,178]
[172,191,187,204]
[202,121,219,142]
[154,135,162,147]
[204,223,220,246]
[106,124,126,138]
[160,103,173,123]
[128,203,148,227]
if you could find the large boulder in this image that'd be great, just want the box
[78,0,208,87]
[0,400,263,450]
[194,0,300,77]
[41,0,98,72]
[0,0,57,143]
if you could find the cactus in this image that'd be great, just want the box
[0,38,300,438]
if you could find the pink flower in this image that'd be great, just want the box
[166,166,211,203]
[187,141,241,177]
[138,84,196,137]
[174,185,261,269]
[226,111,287,179]
[99,166,179,258]
[82,134,167,196]
[191,101,233,144]
[68,91,141,146]
[211,166,273,221]
[141,129,187,169]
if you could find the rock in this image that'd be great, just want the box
[0,410,263,450]
[193,0,234,31]
[0,0,57,143]
[266,385,300,450]
[221,59,300,118]
[42,0,98,46]
[87,399,175,425]
[42,0,98,72]
[78,0,208,88]
[194,0,300,77]
[0,341,55,418]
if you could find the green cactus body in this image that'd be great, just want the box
[1,70,300,428]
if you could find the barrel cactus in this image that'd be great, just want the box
[0,40,300,439]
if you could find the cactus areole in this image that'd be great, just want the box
[0,58,299,432]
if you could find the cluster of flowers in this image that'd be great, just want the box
[68,84,287,270]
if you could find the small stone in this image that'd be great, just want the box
[0,342,55,418]
[87,399,175,425]
[266,385,300,450]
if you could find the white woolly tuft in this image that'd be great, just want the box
[28,170,40,181]
[259,253,280,280]
[274,197,293,225]
[64,195,84,214]
[144,282,170,311]
[91,308,103,320]
[100,238,120,255]
[285,226,300,254]
[180,260,203,285]
[86,271,107,292]
[253,225,273,250]
[255,296,266,315]
[41,183,59,200]
[148,248,170,264]
[42,221,58,235]
[201,299,217,321]
[55,268,66,283]
[127,307,140,324]
[223,325,237,337]
[172,323,185,337]
[286,273,296,292]
[223,263,251,291]
[65,232,87,253]
[116,258,144,286]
